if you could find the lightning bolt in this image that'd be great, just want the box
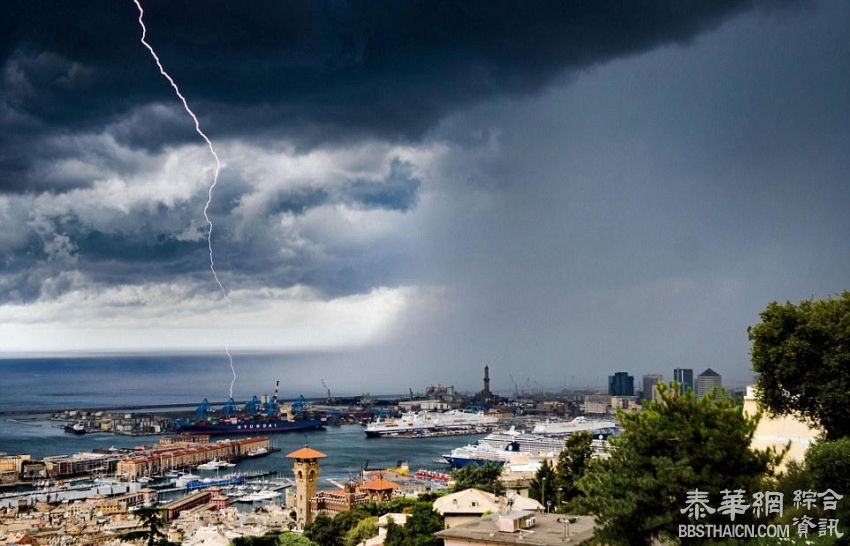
[133,0,236,398]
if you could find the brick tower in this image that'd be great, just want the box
[287,445,327,529]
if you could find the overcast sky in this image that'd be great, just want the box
[1,0,848,392]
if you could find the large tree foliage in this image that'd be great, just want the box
[806,437,850,522]
[528,458,557,511]
[451,462,504,495]
[554,431,593,512]
[344,516,378,546]
[276,535,318,546]
[230,534,317,546]
[304,515,343,546]
[384,503,443,546]
[749,292,850,440]
[576,383,783,546]
[124,507,176,546]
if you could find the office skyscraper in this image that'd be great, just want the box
[608,372,635,396]
[673,368,694,394]
[642,374,663,401]
[696,368,722,398]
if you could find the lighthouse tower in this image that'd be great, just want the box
[287,445,327,529]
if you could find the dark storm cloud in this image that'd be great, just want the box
[263,159,420,215]
[0,157,421,304]
[0,0,781,193]
[343,159,420,212]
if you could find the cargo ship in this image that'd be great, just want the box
[175,381,325,436]
[176,418,324,435]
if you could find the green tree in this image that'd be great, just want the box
[384,503,443,546]
[806,438,850,522]
[229,535,278,546]
[276,533,319,546]
[124,507,176,546]
[332,508,370,536]
[383,520,404,546]
[749,292,850,440]
[528,458,556,511]
[230,533,313,546]
[344,516,378,546]
[451,462,505,495]
[554,431,593,512]
[576,383,783,546]
[304,515,343,546]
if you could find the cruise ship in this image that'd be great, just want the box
[364,410,499,438]
[442,421,618,468]
[531,416,617,436]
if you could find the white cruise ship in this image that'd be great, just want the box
[531,416,617,436]
[364,410,499,438]
[443,421,618,469]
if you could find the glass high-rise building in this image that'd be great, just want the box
[673,368,694,394]
[608,372,635,396]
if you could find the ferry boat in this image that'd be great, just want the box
[364,410,498,438]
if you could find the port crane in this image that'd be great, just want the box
[221,397,237,416]
[321,378,334,403]
[194,398,211,421]
[508,374,520,397]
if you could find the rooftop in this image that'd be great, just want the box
[360,478,399,491]
[433,488,542,516]
[286,446,327,460]
[435,513,596,545]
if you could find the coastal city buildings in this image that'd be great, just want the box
[696,368,722,399]
[0,376,772,545]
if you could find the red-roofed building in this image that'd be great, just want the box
[359,476,399,502]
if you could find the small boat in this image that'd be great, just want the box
[197,459,233,471]
[236,489,280,502]
[175,473,202,488]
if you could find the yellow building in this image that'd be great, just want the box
[743,385,821,470]
[0,454,31,477]
[287,445,327,530]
